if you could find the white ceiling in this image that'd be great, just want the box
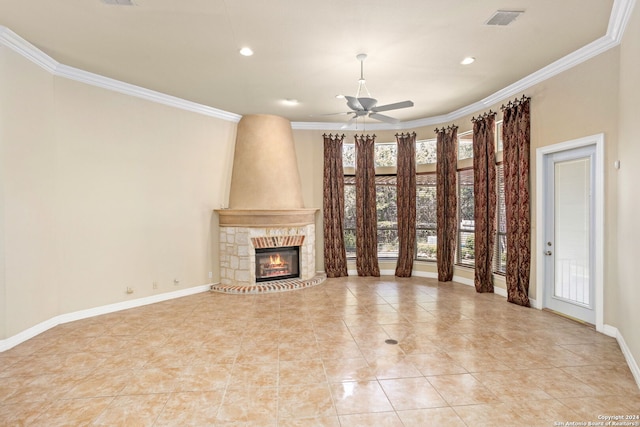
[0,0,618,125]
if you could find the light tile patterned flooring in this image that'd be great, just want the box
[1,276,639,426]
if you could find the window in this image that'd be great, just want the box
[458,132,473,160]
[494,120,506,274]
[343,143,355,168]
[343,175,399,258]
[342,141,401,260]
[457,168,475,266]
[416,173,437,261]
[496,120,504,152]
[375,142,397,167]
[416,138,437,165]
[344,177,356,258]
[376,175,398,258]
[341,125,504,273]
[495,163,507,273]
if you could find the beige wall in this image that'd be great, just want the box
[294,45,620,313]
[0,46,236,338]
[616,1,640,374]
[0,46,58,339]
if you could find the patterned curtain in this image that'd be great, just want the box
[355,134,380,277]
[435,126,458,282]
[323,134,348,277]
[395,132,417,277]
[472,112,497,293]
[502,96,531,307]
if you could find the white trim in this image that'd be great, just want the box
[0,284,213,352]
[535,134,605,332]
[528,297,542,310]
[608,0,638,42]
[494,286,507,298]
[604,325,640,390]
[1,0,636,130]
[412,270,438,279]
[452,275,474,287]
[293,34,619,131]
[0,26,240,123]
[0,26,57,73]
[602,324,618,338]
[293,0,636,131]
[345,270,523,303]
[55,64,241,122]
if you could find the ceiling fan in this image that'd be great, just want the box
[337,53,414,127]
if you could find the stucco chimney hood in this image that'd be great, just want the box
[217,114,317,226]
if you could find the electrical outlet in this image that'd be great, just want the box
[152,281,158,289]
[174,279,180,286]
[126,287,134,294]
[208,272,213,279]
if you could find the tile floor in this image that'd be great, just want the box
[1,276,639,426]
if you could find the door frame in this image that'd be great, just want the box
[535,133,604,332]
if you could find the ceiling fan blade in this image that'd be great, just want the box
[341,116,356,129]
[357,97,377,111]
[369,113,400,124]
[371,100,414,112]
[344,96,363,111]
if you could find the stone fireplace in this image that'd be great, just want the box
[212,114,325,294]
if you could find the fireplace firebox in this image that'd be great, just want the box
[255,246,300,282]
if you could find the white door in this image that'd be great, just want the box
[543,145,596,324]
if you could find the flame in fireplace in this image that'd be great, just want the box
[269,253,284,266]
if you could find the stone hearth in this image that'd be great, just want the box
[213,217,325,294]
[211,214,326,294]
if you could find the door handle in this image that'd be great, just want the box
[544,250,552,256]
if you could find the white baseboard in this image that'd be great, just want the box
[452,275,474,287]
[601,324,618,337]
[345,270,539,307]
[412,271,438,279]
[602,325,640,390]
[0,284,214,352]
[494,286,507,297]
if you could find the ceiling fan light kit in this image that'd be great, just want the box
[332,53,414,128]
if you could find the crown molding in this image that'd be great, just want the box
[0,26,241,123]
[0,26,58,73]
[0,0,635,129]
[293,33,620,132]
[55,64,242,122]
[293,0,636,131]
[609,0,637,42]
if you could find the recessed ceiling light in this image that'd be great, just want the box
[283,99,299,106]
[239,47,254,57]
[335,94,345,99]
[461,57,475,65]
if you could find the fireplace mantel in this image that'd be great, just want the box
[215,208,318,227]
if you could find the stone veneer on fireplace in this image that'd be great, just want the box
[218,224,316,288]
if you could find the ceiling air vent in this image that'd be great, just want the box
[100,0,136,5]
[485,10,524,26]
